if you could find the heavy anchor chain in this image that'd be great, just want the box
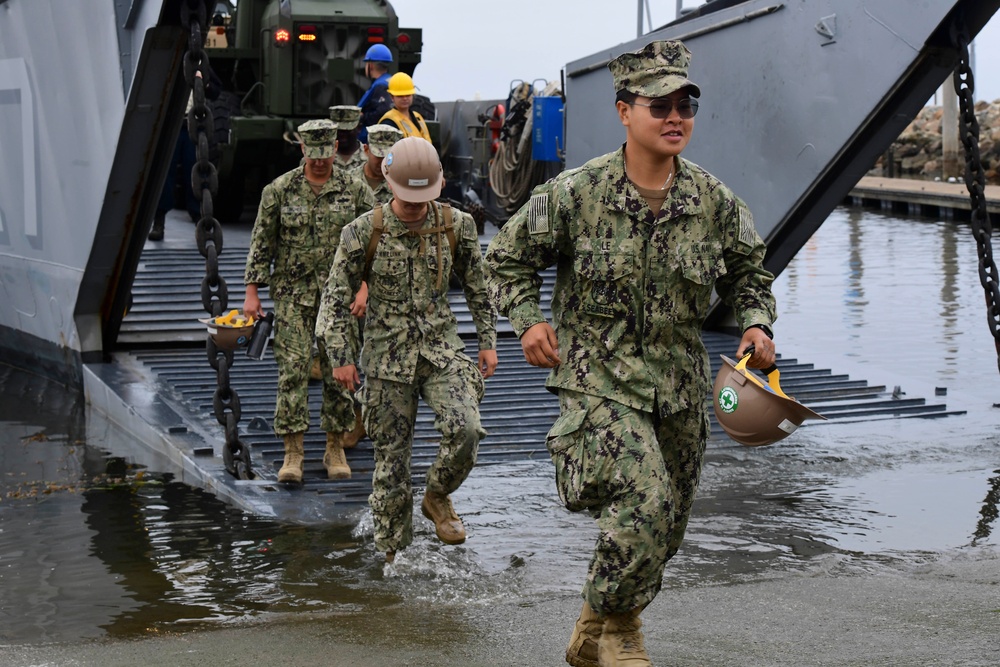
[953,23,1000,380]
[181,0,253,479]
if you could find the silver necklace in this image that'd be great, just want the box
[625,156,674,189]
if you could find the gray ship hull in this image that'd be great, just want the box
[565,0,998,326]
[2,0,996,378]
[0,0,185,385]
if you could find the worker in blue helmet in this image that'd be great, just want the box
[359,44,395,143]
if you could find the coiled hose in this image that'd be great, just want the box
[489,80,562,215]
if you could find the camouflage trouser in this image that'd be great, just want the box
[271,298,356,435]
[547,389,708,615]
[363,354,486,553]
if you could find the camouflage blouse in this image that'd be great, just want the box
[317,203,497,383]
[484,146,776,415]
[244,165,373,308]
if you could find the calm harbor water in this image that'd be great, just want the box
[1,205,999,653]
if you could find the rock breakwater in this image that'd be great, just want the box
[872,98,1000,183]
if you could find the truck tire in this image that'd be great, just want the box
[208,91,246,224]
[208,90,240,163]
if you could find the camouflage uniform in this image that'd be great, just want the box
[360,124,403,205]
[316,202,497,553]
[244,123,375,436]
[484,146,776,614]
[329,104,367,177]
[366,177,392,205]
[334,149,366,175]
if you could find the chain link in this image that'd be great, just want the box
[953,26,1000,375]
[180,0,253,479]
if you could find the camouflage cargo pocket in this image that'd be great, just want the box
[360,382,383,442]
[278,214,311,248]
[371,257,409,302]
[455,354,485,404]
[546,408,602,512]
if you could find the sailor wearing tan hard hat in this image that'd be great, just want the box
[315,135,498,564]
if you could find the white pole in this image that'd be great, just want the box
[942,81,959,179]
[637,0,643,37]
[970,39,977,102]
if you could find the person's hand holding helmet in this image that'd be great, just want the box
[737,325,775,369]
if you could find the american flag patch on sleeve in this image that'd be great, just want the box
[737,205,757,247]
[342,225,361,254]
[527,193,550,235]
[463,218,478,242]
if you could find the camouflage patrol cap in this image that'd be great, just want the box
[328,105,362,130]
[608,40,701,99]
[365,123,403,158]
[297,119,337,159]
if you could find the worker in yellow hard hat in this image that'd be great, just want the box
[378,72,433,143]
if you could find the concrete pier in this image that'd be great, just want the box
[848,176,1000,219]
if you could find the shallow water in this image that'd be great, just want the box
[1,205,998,646]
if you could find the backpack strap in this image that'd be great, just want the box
[413,110,432,142]
[441,202,457,263]
[363,202,458,288]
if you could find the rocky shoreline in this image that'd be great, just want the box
[872,98,1000,183]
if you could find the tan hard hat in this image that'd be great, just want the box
[713,353,826,447]
[381,136,442,202]
[199,316,255,351]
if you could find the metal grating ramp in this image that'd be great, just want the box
[120,242,546,344]
[115,238,965,514]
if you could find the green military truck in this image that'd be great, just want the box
[203,0,423,222]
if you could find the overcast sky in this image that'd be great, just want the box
[387,1,1000,105]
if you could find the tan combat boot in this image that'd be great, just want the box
[342,403,366,448]
[277,432,305,484]
[597,608,650,667]
[323,432,351,479]
[566,601,603,667]
[421,490,466,544]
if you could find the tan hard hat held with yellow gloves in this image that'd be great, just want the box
[199,310,255,351]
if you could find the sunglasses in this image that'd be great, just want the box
[631,98,700,119]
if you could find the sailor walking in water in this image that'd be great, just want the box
[485,40,778,667]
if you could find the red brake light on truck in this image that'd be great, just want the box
[367,26,385,43]
[274,28,291,45]
[396,33,411,46]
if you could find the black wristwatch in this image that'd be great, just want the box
[744,323,773,339]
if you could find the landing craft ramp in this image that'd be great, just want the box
[97,219,963,523]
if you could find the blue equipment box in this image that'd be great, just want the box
[532,96,564,162]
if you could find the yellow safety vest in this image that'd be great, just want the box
[379,108,432,143]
